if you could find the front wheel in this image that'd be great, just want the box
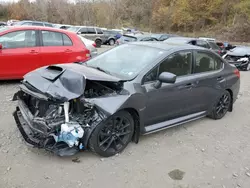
[88,111,134,157]
[208,90,232,120]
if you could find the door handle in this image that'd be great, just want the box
[184,83,194,88]
[29,50,38,54]
[64,49,72,53]
[178,83,194,89]
[217,76,224,81]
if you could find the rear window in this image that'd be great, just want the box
[32,22,44,26]
[87,27,96,34]
[67,27,81,32]
[96,28,103,34]
[45,23,53,27]
[208,41,220,50]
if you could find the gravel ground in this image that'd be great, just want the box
[1,46,250,188]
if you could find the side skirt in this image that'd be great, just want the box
[143,111,207,135]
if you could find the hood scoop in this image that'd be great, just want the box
[41,65,66,81]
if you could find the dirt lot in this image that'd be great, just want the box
[1,46,250,188]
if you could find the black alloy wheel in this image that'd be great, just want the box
[209,90,231,120]
[89,111,134,157]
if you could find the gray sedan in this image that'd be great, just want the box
[13,42,240,157]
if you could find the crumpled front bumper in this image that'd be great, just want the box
[13,98,79,156]
[228,60,249,70]
[13,100,43,148]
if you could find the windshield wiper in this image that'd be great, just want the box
[88,65,112,75]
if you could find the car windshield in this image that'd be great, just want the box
[208,41,220,50]
[85,44,165,79]
[67,26,80,32]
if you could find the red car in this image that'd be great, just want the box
[0,26,90,80]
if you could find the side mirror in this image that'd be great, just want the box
[154,72,176,89]
[77,32,81,35]
[0,43,2,50]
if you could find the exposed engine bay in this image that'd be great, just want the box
[13,79,123,156]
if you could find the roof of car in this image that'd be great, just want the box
[129,41,205,51]
[1,26,75,34]
[16,20,52,24]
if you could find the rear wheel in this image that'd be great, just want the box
[109,39,115,46]
[89,111,134,157]
[95,39,102,48]
[208,90,231,120]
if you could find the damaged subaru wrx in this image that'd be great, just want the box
[13,42,240,157]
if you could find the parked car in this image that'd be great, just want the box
[223,46,250,71]
[78,35,98,57]
[12,20,54,27]
[102,30,121,45]
[0,22,6,26]
[6,19,19,26]
[164,37,223,55]
[216,41,236,55]
[116,34,158,45]
[53,24,72,30]
[67,26,104,48]
[151,33,178,41]
[13,42,240,157]
[0,26,90,80]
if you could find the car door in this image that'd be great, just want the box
[39,30,75,66]
[87,27,97,41]
[142,50,199,126]
[191,50,226,112]
[0,29,40,79]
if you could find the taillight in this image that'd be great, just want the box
[234,69,240,78]
[92,43,96,47]
[84,49,91,58]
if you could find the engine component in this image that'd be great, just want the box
[52,102,84,149]
[54,122,84,148]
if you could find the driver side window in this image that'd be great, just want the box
[143,51,192,84]
[159,51,192,77]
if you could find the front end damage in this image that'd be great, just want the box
[13,64,129,156]
[224,55,250,71]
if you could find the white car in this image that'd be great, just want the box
[78,35,98,57]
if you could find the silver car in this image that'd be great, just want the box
[67,26,105,48]
[78,35,98,58]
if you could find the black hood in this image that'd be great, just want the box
[23,63,122,102]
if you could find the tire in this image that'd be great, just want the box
[208,90,232,120]
[246,63,250,71]
[89,110,134,157]
[95,39,102,48]
[109,39,115,46]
